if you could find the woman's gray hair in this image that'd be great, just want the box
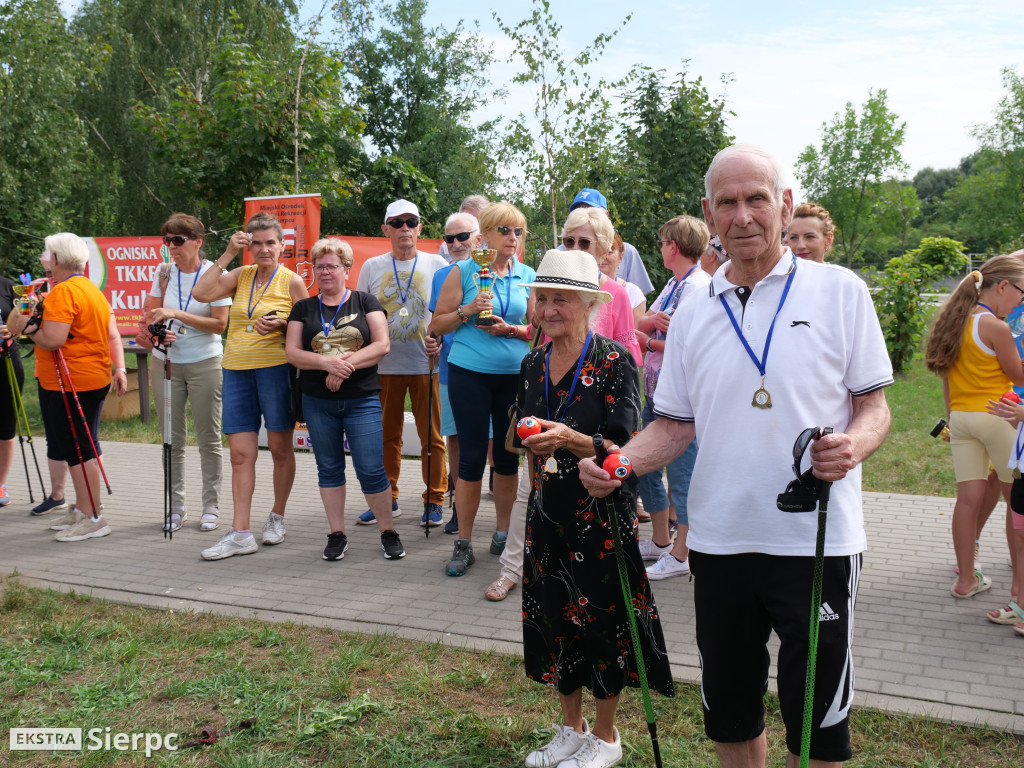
[44,233,89,272]
[704,144,792,207]
[246,211,284,241]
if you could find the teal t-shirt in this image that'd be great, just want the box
[447,257,536,375]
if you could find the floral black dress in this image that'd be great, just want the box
[518,333,674,699]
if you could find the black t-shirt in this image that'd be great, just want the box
[288,291,384,400]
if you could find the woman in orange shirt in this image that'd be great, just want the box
[8,233,127,542]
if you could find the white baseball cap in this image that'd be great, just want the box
[384,199,420,222]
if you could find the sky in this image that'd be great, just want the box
[301,0,1024,195]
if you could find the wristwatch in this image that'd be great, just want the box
[115,367,127,373]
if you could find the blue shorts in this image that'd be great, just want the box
[302,393,391,492]
[222,364,293,434]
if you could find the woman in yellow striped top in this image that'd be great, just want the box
[192,211,309,561]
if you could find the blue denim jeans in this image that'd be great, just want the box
[636,398,697,524]
[301,393,391,492]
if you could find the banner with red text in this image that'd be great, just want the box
[243,193,321,292]
[82,236,169,335]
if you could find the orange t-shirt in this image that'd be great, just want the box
[35,276,113,392]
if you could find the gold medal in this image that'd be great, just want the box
[322,343,331,351]
[544,457,558,474]
[245,324,254,332]
[178,327,187,336]
[752,376,772,409]
[399,306,409,317]
[1015,468,1022,480]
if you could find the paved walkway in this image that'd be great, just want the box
[1,442,1023,735]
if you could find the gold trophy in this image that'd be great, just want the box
[12,284,34,313]
[471,248,498,326]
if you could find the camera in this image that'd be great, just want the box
[930,419,949,440]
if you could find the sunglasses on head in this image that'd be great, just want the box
[387,217,420,229]
[562,236,591,251]
[495,225,523,237]
[162,235,191,247]
[443,230,477,244]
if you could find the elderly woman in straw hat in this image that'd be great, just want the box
[514,249,673,768]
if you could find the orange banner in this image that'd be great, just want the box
[243,194,321,293]
[82,236,169,335]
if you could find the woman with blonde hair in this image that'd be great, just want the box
[785,202,834,263]
[926,255,1024,598]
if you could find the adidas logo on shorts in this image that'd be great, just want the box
[818,602,840,622]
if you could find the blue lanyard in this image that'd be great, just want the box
[1015,425,1024,467]
[492,264,514,319]
[977,302,994,314]
[247,264,280,320]
[718,255,797,378]
[319,290,349,338]
[178,265,201,314]
[391,255,418,306]
[659,265,697,313]
[545,331,592,423]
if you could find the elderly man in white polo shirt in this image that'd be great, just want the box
[581,145,893,768]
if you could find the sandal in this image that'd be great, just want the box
[987,601,1024,625]
[1015,623,1024,637]
[636,509,652,523]
[951,571,992,599]
[485,576,517,602]
[200,508,220,532]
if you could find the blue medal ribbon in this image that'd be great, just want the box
[247,263,280,320]
[658,265,697,313]
[178,265,201,314]
[717,255,797,379]
[319,290,349,340]
[492,263,514,320]
[391,255,418,308]
[545,331,592,423]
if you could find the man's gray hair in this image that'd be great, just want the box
[460,194,490,214]
[704,144,792,207]
[445,212,479,231]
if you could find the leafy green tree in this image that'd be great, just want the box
[795,89,909,268]
[69,0,300,235]
[869,256,937,375]
[334,0,500,219]
[0,0,93,272]
[495,0,630,246]
[908,236,968,277]
[607,66,733,286]
[133,23,362,234]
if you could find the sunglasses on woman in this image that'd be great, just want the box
[562,236,592,251]
[162,235,191,246]
[495,225,524,237]
[387,217,420,229]
[443,230,478,244]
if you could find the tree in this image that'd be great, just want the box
[495,0,631,246]
[0,0,94,273]
[334,0,500,220]
[607,65,733,286]
[795,89,909,268]
[133,22,362,233]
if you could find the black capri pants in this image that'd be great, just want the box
[448,363,520,480]
[38,383,107,467]
[0,350,24,440]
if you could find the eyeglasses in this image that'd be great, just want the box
[443,230,478,244]
[495,225,524,237]
[656,239,674,249]
[387,217,420,229]
[314,264,345,273]
[1012,283,1024,303]
[562,236,592,251]
[162,235,191,246]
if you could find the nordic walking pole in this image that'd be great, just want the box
[592,433,664,768]
[3,350,34,502]
[162,354,173,540]
[424,332,437,538]
[55,349,111,494]
[776,426,833,768]
[7,351,46,498]
[53,356,98,517]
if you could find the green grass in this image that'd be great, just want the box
[1,581,1021,767]
[861,354,955,497]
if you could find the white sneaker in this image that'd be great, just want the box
[54,515,110,542]
[559,729,622,768]
[646,552,690,580]
[638,539,672,561]
[201,531,258,560]
[49,508,86,531]
[262,512,286,545]
[525,720,589,768]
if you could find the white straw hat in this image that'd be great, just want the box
[523,249,613,303]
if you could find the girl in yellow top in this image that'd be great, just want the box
[192,212,308,561]
[926,255,1024,599]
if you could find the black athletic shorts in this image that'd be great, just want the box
[690,550,861,763]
